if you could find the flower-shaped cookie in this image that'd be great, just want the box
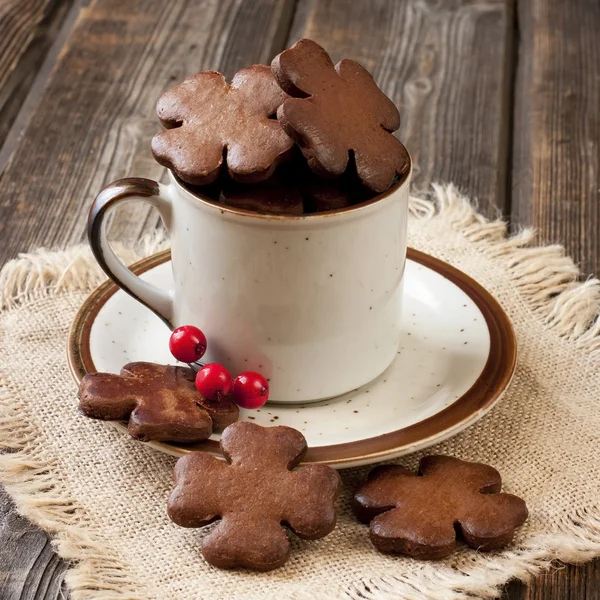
[168,422,342,570]
[79,362,238,443]
[353,455,528,559]
[272,39,410,193]
[152,65,293,185]
[220,166,304,215]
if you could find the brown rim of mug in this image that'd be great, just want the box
[68,247,516,467]
[171,155,412,221]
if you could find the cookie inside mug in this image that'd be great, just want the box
[180,158,407,217]
[151,38,410,216]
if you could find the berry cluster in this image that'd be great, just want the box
[169,325,269,409]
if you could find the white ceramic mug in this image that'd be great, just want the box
[89,166,411,403]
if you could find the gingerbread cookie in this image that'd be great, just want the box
[168,421,342,570]
[220,170,304,216]
[79,362,238,443]
[272,39,410,193]
[301,176,352,212]
[353,455,528,559]
[301,166,377,213]
[152,65,293,185]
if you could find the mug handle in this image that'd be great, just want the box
[88,177,174,328]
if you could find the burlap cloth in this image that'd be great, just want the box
[1,184,599,600]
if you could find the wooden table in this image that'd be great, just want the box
[0,0,598,598]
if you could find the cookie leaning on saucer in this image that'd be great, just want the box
[78,362,239,443]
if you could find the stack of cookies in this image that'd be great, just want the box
[151,39,410,215]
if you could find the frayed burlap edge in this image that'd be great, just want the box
[0,384,148,600]
[0,231,170,600]
[0,183,599,600]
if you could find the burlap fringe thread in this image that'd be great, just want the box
[0,184,599,600]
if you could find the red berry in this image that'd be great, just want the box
[195,363,233,400]
[232,372,269,409]
[169,325,207,363]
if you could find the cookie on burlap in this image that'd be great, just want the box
[272,38,410,193]
[167,421,342,571]
[79,362,238,443]
[353,455,528,559]
[152,65,293,185]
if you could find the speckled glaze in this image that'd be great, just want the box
[89,169,411,403]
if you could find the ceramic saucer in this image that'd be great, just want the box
[69,248,516,469]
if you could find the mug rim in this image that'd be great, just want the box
[170,152,412,221]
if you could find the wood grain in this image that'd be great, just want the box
[289,0,515,216]
[0,0,74,149]
[0,0,90,172]
[0,0,296,266]
[522,560,600,600]
[504,579,527,600]
[511,0,600,276]
[0,493,68,599]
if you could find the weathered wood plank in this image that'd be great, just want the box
[0,0,90,172]
[289,0,515,216]
[0,0,74,150]
[0,0,297,266]
[511,0,600,276]
[520,560,600,600]
[503,579,527,600]
[0,492,68,599]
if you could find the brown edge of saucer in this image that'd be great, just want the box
[68,247,517,466]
